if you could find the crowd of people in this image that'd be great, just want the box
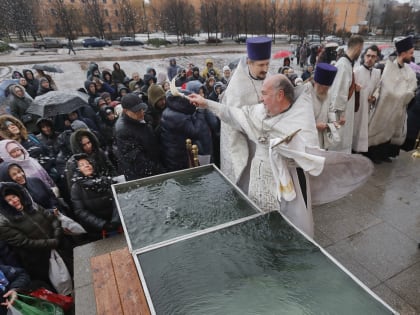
[0,34,418,311]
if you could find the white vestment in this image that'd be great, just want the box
[352,65,381,152]
[328,56,355,153]
[206,91,320,236]
[219,56,265,193]
[368,59,417,146]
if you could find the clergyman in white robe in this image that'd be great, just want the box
[353,64,381,152]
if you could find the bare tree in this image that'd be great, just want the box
[161,0,196,44]
[82,0,106,38]
[51,0,83,39]
[118,0,139,36]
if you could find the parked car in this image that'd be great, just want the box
[307,34,321,42]
[119,37,144,46]
[206,37,222,44]
[82,37,112,48]
[235,36,247,43]
[180,37,199,44]
[325,35,344,45]
[32,37,67,49]
[290,35,301,41]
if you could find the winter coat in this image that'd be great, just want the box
[167,58,180,81]
[70,168,118,236]
[36,78,54,96]
[22,69,39,98]
[66,129,116,188]
[160,93,213,171]
[7,85,38,133]
[112,63,127,85]
[0,183,63,283]
[115,113,162,180]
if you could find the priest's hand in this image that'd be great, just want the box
[316,122,328,131]
[187,94,207,108]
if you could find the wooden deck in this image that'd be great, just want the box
[90,247,151,315]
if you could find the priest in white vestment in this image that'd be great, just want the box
[301,63,339,149]
[219,37,272,193]
[368,36,417,161]
[189,74,321,237]
[352,45,381,153]
[328,36,364,153]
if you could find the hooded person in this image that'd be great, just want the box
[11,71,23,80]
[0,162,68,216]
[141,73,157,95]
[6,84,38,133]
[0,182,71,285]
[208,81,225,101]
[146,84,166,131]
[219,36,272,192]
[0,115,51,173]
[201,58,221,80]
[22,69,39,98]
[36,77,54,96]
[0,140,58,193]
[221,65,231,85]
[86,62,100,80]
[70,154,121,241]
[187,66,205,83]
[175,68,188,87]
[159,89,213,171]
[111,62,127,85]
[65,128,116,190]
[167,58,180,81]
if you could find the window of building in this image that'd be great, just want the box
[104,9,109,17]
[115,9,119,16]
[118,24,122,31]
[103,0,107,3]
[108,23,112,32]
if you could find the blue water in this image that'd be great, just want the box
[139,212,392,315]
[114,168,258,249]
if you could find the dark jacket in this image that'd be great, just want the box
[111,63,126,85]
[66,129,116,188]
[160,94,213,171]
[115,113,162,180]
[7,85,37,133]
[22,69,39,98]
[0,183,62,282]
[70,165,118,236]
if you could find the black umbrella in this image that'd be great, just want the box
[27,90,89,117]
[32,64,64,73]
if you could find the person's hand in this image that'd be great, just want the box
[355,83,362,92]
[2,289,17,308]
[368,95,376,104]
[316,122,328,131]
[186,94,207,108]
[338,114,346,125]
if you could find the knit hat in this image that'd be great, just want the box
[246,37,272,61]
[223,66,230,72]
[395,36,413,54]
[314,63,338,86]
[148,85,166,107]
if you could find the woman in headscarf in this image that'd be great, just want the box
[0,139,58,193]
[36,77,54,96]
[0,182,69,286]
[6,85,37,133]
[0,116,53,177]
[70,154,121,240]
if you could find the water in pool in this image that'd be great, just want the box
[114,168,258,249]
[138,212,392,315]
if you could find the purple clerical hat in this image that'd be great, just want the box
[314,63,337,86]
[246,37,272,61]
